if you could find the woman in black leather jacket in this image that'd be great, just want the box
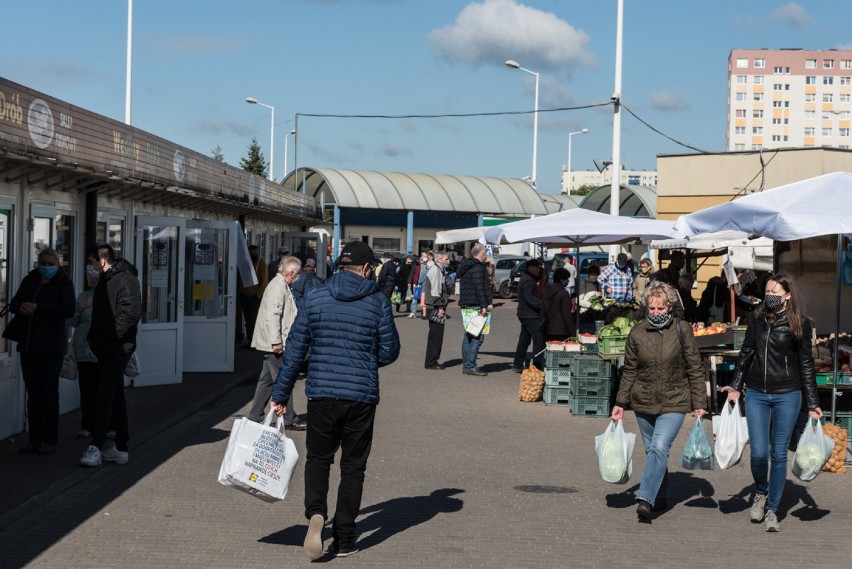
[722,273,821,532]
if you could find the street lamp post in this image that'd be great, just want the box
[283,129,296,178]
[505,60,539,189]
[245,97,275,181]
[565,128,589,195]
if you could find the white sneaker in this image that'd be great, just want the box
[102,442,129,464]
[304,514,325,560]
[80,445,102,467]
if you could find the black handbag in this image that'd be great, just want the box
[2,314,24,342]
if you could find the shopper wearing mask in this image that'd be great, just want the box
[71,254,105,438]
[511,259,545,372]
[611,282,706,523]
[598,253,635,303]
[423,253,450,369]
[633,257,654,299]
[721,274,821,532]
[540,268,577,342]
[578,265,603,314]
[11,248,76,455]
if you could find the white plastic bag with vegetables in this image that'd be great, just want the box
[791,419,834,482]
[595,420,636,484]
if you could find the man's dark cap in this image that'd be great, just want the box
[338,241,375,265]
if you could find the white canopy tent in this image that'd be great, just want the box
[435,226,488,245]
[650,230,774,271]
[673,171,852,421]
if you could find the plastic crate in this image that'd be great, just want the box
[568,394,610,417]
[569,375,612,398]
[825,412,852,435]
[545,350,573,369]
[816,373,852,386]
[568,353,612,378]
[598,335,628,356]
[545,367,571,387]
[731,326,748,350]
[543,386,571,406]
[581,342,599,354]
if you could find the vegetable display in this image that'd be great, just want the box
[821,422,849,474]
[518,365,545,402]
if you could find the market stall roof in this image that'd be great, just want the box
[541,193,582,214]
[649,230,773,250]
[283,167,549,216]
[579,185,657,217]
[481,208,677,245]
[435,226,488,245]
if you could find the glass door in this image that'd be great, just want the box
[0,198,22,441]
[284,232,328,279]
[183,220,236,372]
[134,216,186,386]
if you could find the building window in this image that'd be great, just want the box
[824,59,835,69]
[754,75,765,85]
[735,126,746,135]
[806,59,817,69]
[840,95,851,103]
[823,93,834,102]
[840,77,851,86]
[822,128,832,137]
[771,135,781,142]
[753,93,764,101]
[734,143,745,150]
[735,109,747,118]
[823,76,834,85]
[736,92,747,101]
[805,127,815,136]
[753,110,764,118]
[842,60,852,70]
[773,66,783,74]
[752,144,762,150]
[805,110,815,119]
[773,83,783,91]
[840,128,850,137]
[772,118,782,125]
[822,111,834,120]
[838,110,850,119]
[805,76,817,85]
[371,237,401,254]
[736,75,747,84]
[754,58,765,68]
[752,127,763,134]
[736,58,748,68]
[805,93,816,102]
[783,135,789,141]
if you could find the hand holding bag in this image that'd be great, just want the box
[462,309,487,336]
[595,419,636,484]
[681,417,715,470]
[712,399,749,469]
[218,410,300,502]
[124,352,141,377]
[791,419,834,482]
[60,345,78,380]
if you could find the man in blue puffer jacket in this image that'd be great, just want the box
[271,241,400,560]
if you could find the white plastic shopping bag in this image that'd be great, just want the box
[712,400,749,470]
[218,410,299,502]
[791,419,834,482]
[595,419,636,484]
[463,310,487,336]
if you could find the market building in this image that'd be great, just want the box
[0,77,322,440]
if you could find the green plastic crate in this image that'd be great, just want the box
[568,353,612,378]
[545,350,573,369]
[569,375,612,398]
[545,367,571,388]
[568,394,610,417]
[816,373,852,386]
[731,325,748,350]
[543,386,571,406]
[598,334,628,356]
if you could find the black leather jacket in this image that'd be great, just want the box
[730,312,818,409]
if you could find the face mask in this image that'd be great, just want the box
[647,311,673,328]
[764,293,786,312]
[441,261,449,269]
[86,266,101,280]
[39,265,58,280]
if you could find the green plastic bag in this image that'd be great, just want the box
[390,291,402,305]
[681,417,714,470]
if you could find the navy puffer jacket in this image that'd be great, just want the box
[272,270,400,406]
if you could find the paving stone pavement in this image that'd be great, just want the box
[0,302,850,568]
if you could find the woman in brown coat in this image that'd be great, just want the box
[540,268,577,342]
[611,282,706,523]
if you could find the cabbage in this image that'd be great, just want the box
[794,442,828,472]
[599,438,627,481]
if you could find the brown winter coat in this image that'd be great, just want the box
[615,318,706,415]
[633,269,653,300]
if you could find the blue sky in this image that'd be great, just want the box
[3,1,850,194]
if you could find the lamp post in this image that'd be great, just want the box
[565,128,589,195]
[283,129,295,178]
[505,60,539,189]
[246,97,275,181]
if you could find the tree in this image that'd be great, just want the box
[571,184,598,196]
[210,144,225,162]
[240,137,268,178]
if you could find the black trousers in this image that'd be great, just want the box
[92,352,132,452]
[304,399,376,549]
[20,354,63,445]
[424,318,445,367]
[241,294,261,343]
[78,361,100,432]
[513,317,545,369]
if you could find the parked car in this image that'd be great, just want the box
[492,255,526,298]
[507,253,609,296]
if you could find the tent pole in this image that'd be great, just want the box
[831,233,842,424]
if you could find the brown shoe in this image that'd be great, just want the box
[285,420,307,431]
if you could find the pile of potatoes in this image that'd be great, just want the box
[519,365,546,402]
[821,422,849,474]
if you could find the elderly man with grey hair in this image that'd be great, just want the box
[423,252,451,369]
[248,255,306,430]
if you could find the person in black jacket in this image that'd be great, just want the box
[11,248,75,455]
[541,267,577,343]
[722,273,821,533]
[457,244,493,376]
[377,253,397,299]
[80,242,142,468]
[512,259,545,371]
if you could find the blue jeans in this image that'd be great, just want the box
[461,331,485,372]
[744,389,801,512]
[635,412,686,505]
[410,286,422,315]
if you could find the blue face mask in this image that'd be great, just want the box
[39,265,58,280]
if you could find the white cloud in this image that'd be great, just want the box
[379,142,412,158]
[190,118,254,137]
[428,0,595,75]
[769,2,811,29]
[648,89,691,112]
[835,43,852,50]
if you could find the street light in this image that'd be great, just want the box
[505,59,539,189]
[283,129,296,177]
[246,97,275,181]
[564,128,589,195]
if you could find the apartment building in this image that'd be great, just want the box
[727,48,852,151]
[561,165,657,194]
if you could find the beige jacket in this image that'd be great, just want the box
[251,274,297,353]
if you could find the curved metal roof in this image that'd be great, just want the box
[578,185,657,217]
[282,167,548,216]
[540,193,582,214]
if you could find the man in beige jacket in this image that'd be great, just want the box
[248,256,306,430]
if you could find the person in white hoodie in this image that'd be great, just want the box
[248,256,306,430]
